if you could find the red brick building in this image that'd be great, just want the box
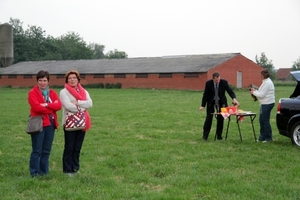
[0,53,263,90]
[276,68,292,81]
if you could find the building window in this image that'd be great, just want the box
[80,74,85,79]
[23,75,33,79]
[114,74,126,78]
[94,74,105,78]
[56,74,65,79]
[136,73,148,78]
[0,75,2,79]
[8,75,17,79]
[184,73,198,78]
[159,73,172,78]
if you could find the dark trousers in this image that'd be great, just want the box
[30,119,55,176]
[203,103,224,140]
[63,129,86,173]
[259,103,274,141]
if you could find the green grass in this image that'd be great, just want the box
[0,86,300,200]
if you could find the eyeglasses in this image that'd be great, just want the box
[68,77,77,80]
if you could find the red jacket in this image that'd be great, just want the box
[28,86,62,129]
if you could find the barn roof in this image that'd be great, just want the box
[276,68,292,80]
[0,52,240,75]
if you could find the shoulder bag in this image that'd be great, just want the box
[65,107,86,131]
[26,115,43,134]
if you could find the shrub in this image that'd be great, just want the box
[84,83,105,88]
[105,83,112,89]
[82,83,122,89]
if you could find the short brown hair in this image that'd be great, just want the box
[261,69,270,79]
[65,70,81,83]
[36,70,50,81]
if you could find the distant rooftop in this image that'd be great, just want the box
[0,52,241,75]
[276,68,292,80]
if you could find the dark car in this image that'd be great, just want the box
[276,97,300,146]
[276,71,300,146]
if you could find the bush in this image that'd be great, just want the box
[273,80,297,87]
[84,83,105,88]
[83,82,122,89]
[229,84,237,91]
[104,82,122,89]
[105,83,112,89]
[114,82,122,89]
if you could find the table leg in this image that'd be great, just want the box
[236,116,243,142]
[214,114,217,141]
[250,115,257,140]
[225,116,231,140]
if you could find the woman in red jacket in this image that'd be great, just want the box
[27,70,62,177]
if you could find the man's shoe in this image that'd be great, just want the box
[202,138,207,142]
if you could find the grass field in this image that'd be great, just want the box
[0,86,299,200]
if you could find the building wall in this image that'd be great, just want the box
[207,54,263,88]
[0,54,263,90]
[0,73,207,90]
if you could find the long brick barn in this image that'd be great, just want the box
[0,52,263,90]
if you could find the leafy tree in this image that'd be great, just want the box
[88,43,106,59]
[105,49,128,59]
[57,32,94,60]
[291,56,300,71]
[10,18,51,62]
[255,52,276,80]
[9,18,27,63]
[8,18,128,63]
[24,25,48,61]
[9,18,24,35]
[41,36,63,60]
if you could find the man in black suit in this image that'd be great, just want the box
[199,72,240,141]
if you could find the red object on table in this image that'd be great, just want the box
[226,106,237,114]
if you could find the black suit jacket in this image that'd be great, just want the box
[201,79,236,107]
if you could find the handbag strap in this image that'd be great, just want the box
[29,114,44,118]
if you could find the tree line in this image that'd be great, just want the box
[255,52,300,80]
[9,18,128,64]
[6,18,300,79]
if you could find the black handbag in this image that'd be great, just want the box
[25,116,43,134]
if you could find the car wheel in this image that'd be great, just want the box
[290,122,300,146]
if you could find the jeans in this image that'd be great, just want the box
[29,119,55,176]
[63,129,86,173]
[259,103,274,141]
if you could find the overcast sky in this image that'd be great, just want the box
[1,0,300,69]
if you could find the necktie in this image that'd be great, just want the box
[214,84,219,111]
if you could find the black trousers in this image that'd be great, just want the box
[63,129,86,173]
[202,103,224,140]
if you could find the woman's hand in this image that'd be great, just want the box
[40,103,48,107]
[71,101,78,105]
